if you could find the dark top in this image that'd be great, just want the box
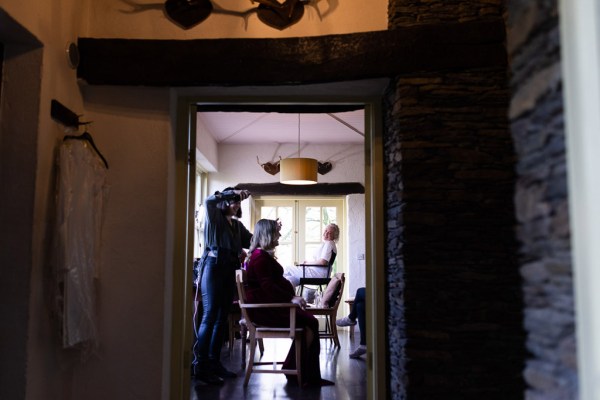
[203,190,252,259]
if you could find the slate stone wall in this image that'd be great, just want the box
[506,2,577,399]
[389,0,505,26]
[385,1,527,399]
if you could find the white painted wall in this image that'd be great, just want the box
[0,2,166,400]
[86,0,388,39]
[347,193,366,293]
[208,142,364,192]
[196,115,218,172]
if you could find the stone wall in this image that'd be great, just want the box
[385,1,527,398]
[389,0,505,26]
[506,1,577,399]
[384,67,526,399]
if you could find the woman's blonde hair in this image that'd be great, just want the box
[249,219,280,253]
[327,223,340,241]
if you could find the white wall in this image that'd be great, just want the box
[196,115,218,172]
[347,193,366,293]
[208,142,364,193]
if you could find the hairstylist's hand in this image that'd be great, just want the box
[235,190,251,201]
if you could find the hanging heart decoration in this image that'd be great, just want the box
[164,0,213,29]
[256,0,304,30]
[318,161,332,175]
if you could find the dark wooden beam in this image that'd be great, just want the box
[235,182,364,196]
[77,19,506,87]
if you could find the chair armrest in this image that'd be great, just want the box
[239,303,299,335]
[239,303,298,309]
[298,263,328,278]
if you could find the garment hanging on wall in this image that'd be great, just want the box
[56,133,109,348]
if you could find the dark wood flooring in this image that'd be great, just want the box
[191,329,367,400]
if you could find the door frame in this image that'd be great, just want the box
[170,87,387,399]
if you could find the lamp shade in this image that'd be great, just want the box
[280,157,318,185]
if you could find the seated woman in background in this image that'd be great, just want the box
[244,219,334,387]
[283,223,340,288]
[336,287,367,358]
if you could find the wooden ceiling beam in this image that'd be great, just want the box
[77,19,506,87]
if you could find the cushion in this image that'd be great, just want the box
[322,273,343,307]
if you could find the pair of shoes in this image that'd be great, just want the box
[212,362,237,378]
[194,370,224,385]
[349,345,367,359]
[336,316,357,327]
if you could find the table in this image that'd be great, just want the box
[344,297,355,340]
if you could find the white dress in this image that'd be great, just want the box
[56,139,109,348]
[284,240,337,287]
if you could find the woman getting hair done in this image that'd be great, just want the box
[244,219,334,387]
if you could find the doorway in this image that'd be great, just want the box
[170,84,387,400]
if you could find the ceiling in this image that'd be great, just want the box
[197,109,365,144]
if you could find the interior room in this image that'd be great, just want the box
[1,1,599,400]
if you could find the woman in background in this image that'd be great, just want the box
[284,223,340,288]
[336,287,367,358]
[245,219,334,387]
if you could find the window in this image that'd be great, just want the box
[193,167,208,259]
[252,197,344,272]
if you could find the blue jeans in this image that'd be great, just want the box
[195,254,236,368]
[349,287,366,346]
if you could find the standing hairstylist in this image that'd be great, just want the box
[193,187,252,384]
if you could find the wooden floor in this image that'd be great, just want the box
[190,328,367,400]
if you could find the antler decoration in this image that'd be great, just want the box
[162,0,312,30]
[257,156,332,175]
[257,156,281,175]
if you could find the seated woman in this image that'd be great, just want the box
[283,223,340,287]
[336,287,367,358]
[244,219,334,387]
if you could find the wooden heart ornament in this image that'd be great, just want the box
[257,157,281,175]
[318,161,332,175]
[164,0,213,29]
[257,0,304,30]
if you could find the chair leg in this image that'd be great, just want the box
[295,336,303,387]
[330,314,340,348]
[244,333,257,387]
[241,324,247,368]
[258,338,265,356]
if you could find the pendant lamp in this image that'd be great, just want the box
[280,114,318,185]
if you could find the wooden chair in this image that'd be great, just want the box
[306,272,345,348]
[235,270,304,387]
[298,251,337,296]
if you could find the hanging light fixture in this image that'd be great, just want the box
[280,114,318,185]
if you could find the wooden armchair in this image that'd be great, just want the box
[306,272,345,348]
[235,270,304,387]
